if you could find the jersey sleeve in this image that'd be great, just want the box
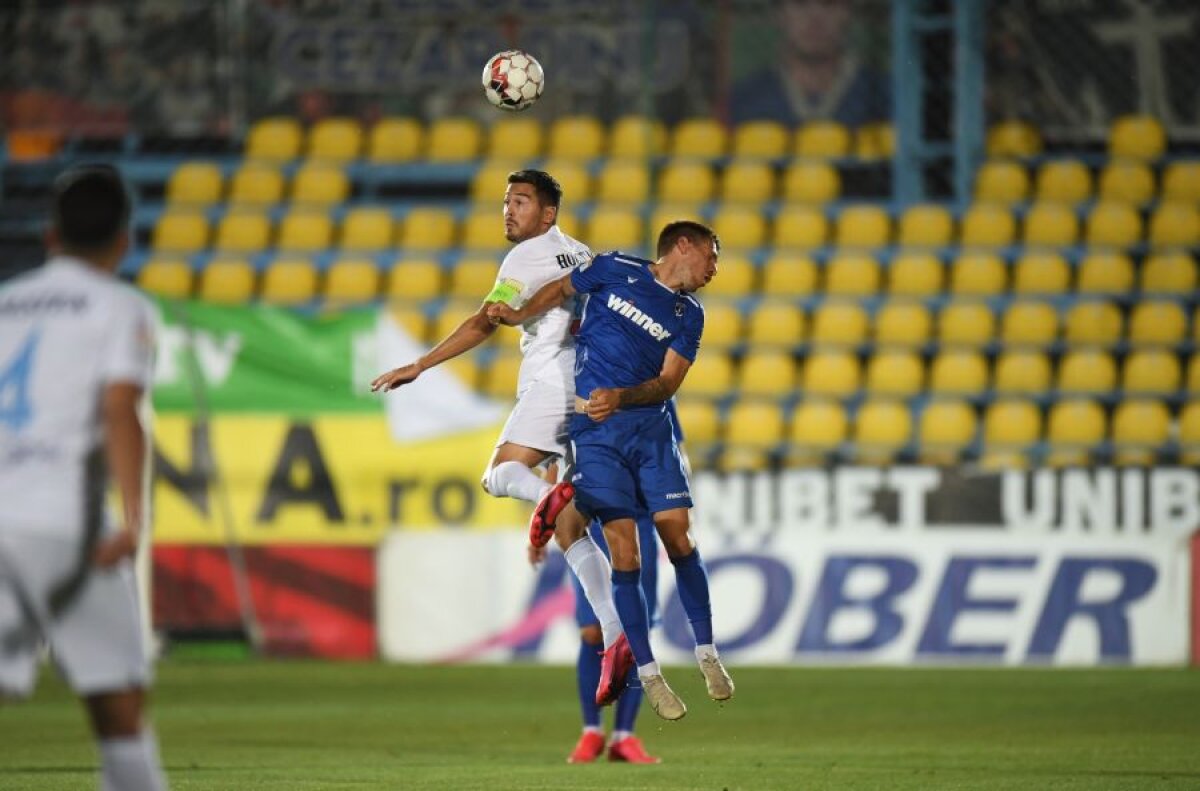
[99,292,156,388]
[569,252,616,294]
[668,300,704,363]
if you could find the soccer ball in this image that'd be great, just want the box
[483,50,544,112]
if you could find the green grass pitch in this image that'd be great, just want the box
[2,661,1198,790]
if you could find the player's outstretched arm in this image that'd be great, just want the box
[486,274,576,327]
[371,305,497,392]
[95,382,146,568]
[586,349,692,422]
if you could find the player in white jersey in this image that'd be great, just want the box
[0,166,167,790]
[371,170,631,672]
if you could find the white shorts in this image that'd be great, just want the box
[0,532,149,698]
[495,383,573,459]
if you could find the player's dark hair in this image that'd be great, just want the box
[656,220,720,258]
[507,169,562,210]
[51,164,131,254]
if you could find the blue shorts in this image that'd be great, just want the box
[572,514,660,628]
[569,408,692,524]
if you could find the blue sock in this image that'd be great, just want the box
[611,568,655,666]
[577,639,602,728]
[671,549,713,646]
[614,668,644,732]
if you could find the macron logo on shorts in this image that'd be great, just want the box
[606,293,672,341]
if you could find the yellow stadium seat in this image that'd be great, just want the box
[986,120,1042,158]
[853,400,911,462]
[1097,162,1154,204]
[824,252,881,296]
[152,212,209,253]
[277,208,333,251]
[701,301,743,348]
[761,254,819,296]
[340,207,395,251]
[657,161,716,204]
[704,254,756,298]
[720,161,775,203]
[1085,202,1142,248]
[324,257,380,303]
[166,162,222,206]
[1109,115,1166,161]
[834,205,890,248]
[554,208,581,242]
[811,301,868,347]
[260,257,318,306]
[1141,252,1197,295]
[307,117,362,161]
[1012,251,1070,295]
[1046,399,1106,466]
[449,256,499,299]
[781,161,840,203]
[1162,162,1200,203]
[427,117,482,161]
[1123,350,1181,395]
[981,399,1042,467]
[787,400,848,463]
[1148,202,1200,248]
[1182,402,1200,464]
[671,118,726,158]
[291,163,349,206]
[1077,251,1135,294]
[854,123,894,160]
[929,351,988,396]
[385,305,428,341]
[540,159,591,203]
[722,401,785,470]
[1189,356,1200,393]
[137,259,192,299]
[1056,350,1117,395]
[960,204,1016,248]
[732,121,789,158]
[1111,399,1170,465]
[585,206,643,251]
[999,301,1057,348]
[772,206,828,249]
[993,351,1052,395]
[1035,159,1092,203]
[795,121,850,159]
[1064,301,1123,347]
[469,160,522,203]
[596,161,651,204]
[485,117,542,160]
[684,354,735,398]
[483,353,521,399]
[865,351,924,397]
[228,163,284,206]
[919,399,977,463]
[874,301,932,348]
[674,399,720,446]
[939,301,996,348]
[398,208,456,250]
[803,351,860,397]
[897,204,954,248]
[608,116,666,159]
[949,251,1006,295]
[974,161,1030,204]
[1128,301,1186,346]
[367,118,423,163]
[246,117,302,161]
[746,300,805,345]
[198,257,256,304]
[738,351,797,397]
[1021,202,1079,248]
[385,258,443,302]
[431,300,483,345]
[712,205,767,249]
[888,252,944,296]
[214,211,271,253]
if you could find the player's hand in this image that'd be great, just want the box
[526,543,547,567]
[371,363,423,392]
[486,303,522,326]
[586,388,621,422]
[93,528,137,568]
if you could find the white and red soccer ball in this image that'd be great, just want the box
[483,50,544,112]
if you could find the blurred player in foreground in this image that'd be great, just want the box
[489,221,734,721]
[0,165,168,790]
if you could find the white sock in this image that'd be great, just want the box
[611,729,633,743]
[637,661,661,679]
[563,538,622,648]
[99,731,166,791]
[695,643,717,661]
[583,725,603,736]
[485,460,552,503]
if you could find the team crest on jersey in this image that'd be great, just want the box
[674,301,685,317]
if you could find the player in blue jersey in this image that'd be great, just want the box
[488,221,734,722]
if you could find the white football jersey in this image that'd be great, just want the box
[489,225,591,395]
[0,256,155,541]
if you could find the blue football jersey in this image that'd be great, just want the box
[569,252,705,412]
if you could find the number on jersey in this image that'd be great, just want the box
[0,330,39,430]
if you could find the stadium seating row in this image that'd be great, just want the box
[976,158,1200,205]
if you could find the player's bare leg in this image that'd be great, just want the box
[654,508,734,702]
[84,688,167,791]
